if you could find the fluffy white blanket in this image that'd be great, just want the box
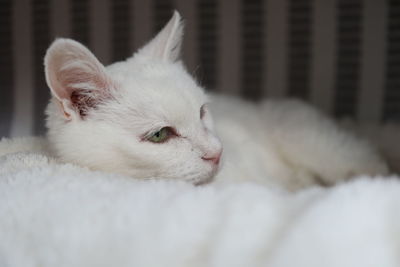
[1,138,400,267]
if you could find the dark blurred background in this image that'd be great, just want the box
[0,0,398,137]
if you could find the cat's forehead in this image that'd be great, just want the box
[105,60,207,127]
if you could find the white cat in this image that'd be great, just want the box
[44,11,388,190]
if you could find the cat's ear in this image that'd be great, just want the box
[44,38,116,120]
[137,10,183,62]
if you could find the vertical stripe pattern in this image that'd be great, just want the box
[111,0,132,62]
[357,0,387,122]
[310,0,336,114]
[198,0,218,90]
[287,0,313,100]
[3,1,400,138]
[51,0,71,38]
[242,0,264,100]
[334,0,363,118]
[266,0,288,98]
[90,0,111,64]
[11,0,34,137]
[32,0,51,135]
[71,0,90,46]
[0,0,13,137]
[219,0,240,95]
[133,0,152,50]
[384,0,400,121]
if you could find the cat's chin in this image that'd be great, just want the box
[190,166,220,186]
[192,175,215,186]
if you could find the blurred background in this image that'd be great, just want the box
[0,0,398,137]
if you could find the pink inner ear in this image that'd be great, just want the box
[63,72,114,117]
[45,39,116,118]
[60,68,107,97]
[69,90,97,117]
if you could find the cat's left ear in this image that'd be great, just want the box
[137,10,183,62]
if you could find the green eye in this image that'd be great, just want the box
[148,127,171,143]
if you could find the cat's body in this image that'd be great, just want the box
[211,96,387,190]
[43,12,388,191]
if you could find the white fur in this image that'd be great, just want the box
[212,96,389,190]
[44,12,387,190]
[45,12,222,185]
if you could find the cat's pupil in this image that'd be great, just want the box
[155,132,160,137]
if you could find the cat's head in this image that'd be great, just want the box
[44,11,222,185]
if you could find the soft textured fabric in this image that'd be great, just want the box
[1,137,400,267]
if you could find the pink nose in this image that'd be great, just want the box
[201,151,222,165]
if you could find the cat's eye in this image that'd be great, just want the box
[147,127,173,143]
